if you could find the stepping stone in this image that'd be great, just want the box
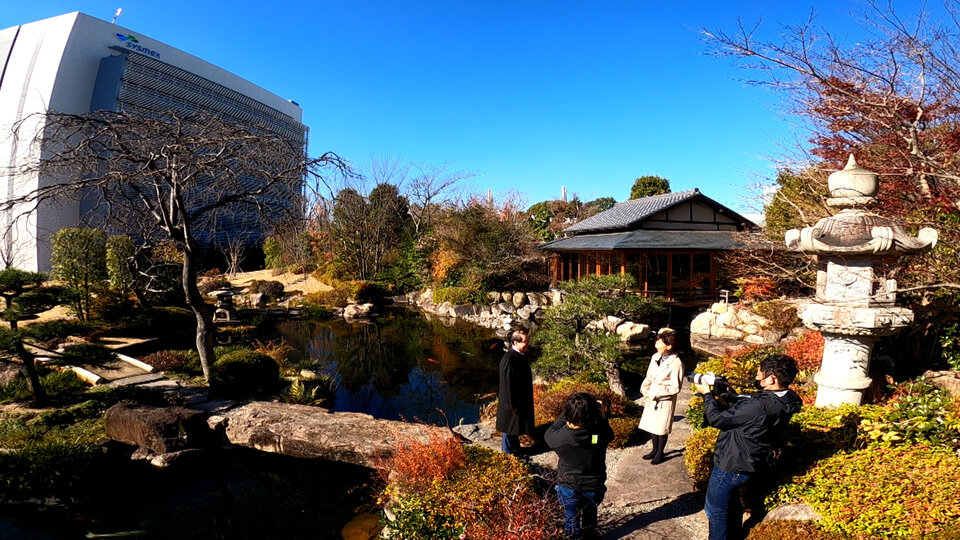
[107,373,167,387]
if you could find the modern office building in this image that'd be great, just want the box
[0,12,307,271]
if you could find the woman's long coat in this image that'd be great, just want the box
[496,348,535,436]
[638,352,683,436]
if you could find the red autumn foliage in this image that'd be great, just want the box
[786,331,825,372]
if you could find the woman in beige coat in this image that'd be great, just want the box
[638,330,683,464]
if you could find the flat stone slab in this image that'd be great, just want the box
[106,373,167,386]
[221,402,446,468]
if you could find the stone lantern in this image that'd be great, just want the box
[785,155,938,406]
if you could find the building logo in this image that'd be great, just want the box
[113,33,161,59]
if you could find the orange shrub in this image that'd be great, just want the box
[786,331,824,372]
[381,432,466,491]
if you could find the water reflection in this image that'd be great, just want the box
[276,308,502,425]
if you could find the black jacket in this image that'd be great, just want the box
[496,348,535,436]
[545,415,614,491]
[702,389,803,474]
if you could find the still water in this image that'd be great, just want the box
[276,307,504,425]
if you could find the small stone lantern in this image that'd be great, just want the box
[785,155,938,406]
[212,290,239,323]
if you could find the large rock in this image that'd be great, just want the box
[690,311,716,335]
[452,304,476,318]
[710,302,729,315]
[344,303,375,319]
[221,402,445,468]
[604,316,624,333]
[501,292,513,303]
[526,292,540,307]
[550,289,563,305]
[498,302,516,314]
[763,503,821,522]
[763,329,785,344]
[512,292,527,309]
[712,327,745,340]
[715,309,740,328]
[487,291,500,304]
[738,310,770,327]
[616,322,651,342]
[923,370,960,398]
[104,403,214,455]
[516,305,536,321]
[741,322,763,335]
[452,423,495,444]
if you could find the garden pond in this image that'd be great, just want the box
[0,306,696,538]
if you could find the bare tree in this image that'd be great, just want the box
[222,235,246,277]
[406,163,470,238]
[4,110,347,382]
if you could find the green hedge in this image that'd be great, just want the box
[432,286,480,305]
[772,445,960,538]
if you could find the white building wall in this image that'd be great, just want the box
[0,12,304,271]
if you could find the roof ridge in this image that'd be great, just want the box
[614,188,699,206]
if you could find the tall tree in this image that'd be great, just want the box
[629,176,671,199]
[50,228,106,321]
[5,110,346,382]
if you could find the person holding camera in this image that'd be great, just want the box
[692,354,803,540]
[637,328,683,464]
[545,392,614,539]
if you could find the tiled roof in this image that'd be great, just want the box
[539,230,773,251]
[563,189,702,233]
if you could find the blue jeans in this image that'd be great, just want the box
[502,433,521,454]
[555,483,605,539]
[704,466,751,540]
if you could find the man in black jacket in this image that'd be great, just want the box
[692,354,803,540]
[496,330,535,455]
[545,392,614,539]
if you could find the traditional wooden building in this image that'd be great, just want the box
[538,189,756,301]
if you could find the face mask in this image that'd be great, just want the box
[753,380,764,391]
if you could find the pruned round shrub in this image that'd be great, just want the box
[198,277,232,296]
[608,416,642,448]
[58,343,117,367]
[684,427,719,489]
[21,320,98,347]
[746,520,845,539]
[142,350,200,372]
[350,280,388,304]
[248,280,286,300]
[753,301,802,333]
[773,444,960,538]
[432,286,478,305]
[210,349,279,396]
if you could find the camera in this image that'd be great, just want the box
[686,371,738,399]
[687,372,722,386]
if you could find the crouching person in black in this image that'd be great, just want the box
[545,392,614,539]
[692,354,802,540]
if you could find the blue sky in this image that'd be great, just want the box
[3,1,881,214]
